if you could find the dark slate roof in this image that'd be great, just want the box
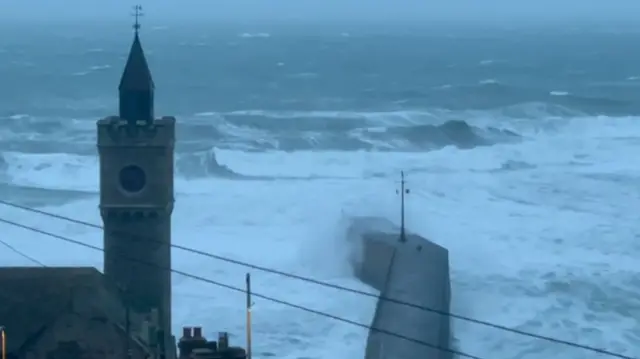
[118,32,154,91]
[0,267,134,354]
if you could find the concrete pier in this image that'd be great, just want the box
[346,217,452,359]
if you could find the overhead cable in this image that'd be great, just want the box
[0,199,635,359]
[0,215,482,359]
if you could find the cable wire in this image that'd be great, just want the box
[0,235,238,303]
[0,237,46,267]
[0,215,483,359]
[0,199,635,359]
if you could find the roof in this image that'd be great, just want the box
[118,32,154,91]
[0,267,135,354]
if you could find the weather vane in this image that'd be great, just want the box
[132,5,143,33]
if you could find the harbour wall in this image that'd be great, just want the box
[346,217,452,359]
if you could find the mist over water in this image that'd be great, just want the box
[0,11,639,359]
[3,0,640,24]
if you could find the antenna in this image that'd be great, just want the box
[132,5,143,33]
[396,171,410,242]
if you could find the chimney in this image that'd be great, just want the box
[218,332,229,350]
[193,327,202,338]
[150,309,159,326]
[178,327,194,359]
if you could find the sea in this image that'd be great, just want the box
[0,19,639,359]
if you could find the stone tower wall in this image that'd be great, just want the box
[97,115,175,337]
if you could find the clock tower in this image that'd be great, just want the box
[97,24,175,341]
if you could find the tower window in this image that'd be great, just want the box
[119,165,146,193]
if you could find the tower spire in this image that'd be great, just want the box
[396,171,410,242]
[119,5,154,125]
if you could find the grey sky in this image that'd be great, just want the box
[1,0,639,23]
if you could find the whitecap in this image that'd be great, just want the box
[479,79,499,85]
[238,33,270,38]
[7,114,29,120]
[89,64,111,71]
[238,32,271,38]
[287,72,319,79]
[194,112,217,117]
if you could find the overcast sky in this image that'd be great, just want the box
[1,0,639,23]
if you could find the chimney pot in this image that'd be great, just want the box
[182,327,192,339]
[193,327,202,338]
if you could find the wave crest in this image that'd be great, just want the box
[192,110,521,152]
[358,120,518,150]
[176,149,242,178]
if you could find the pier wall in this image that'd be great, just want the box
[347,217,452,359]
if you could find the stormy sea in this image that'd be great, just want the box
[0,20,639,359]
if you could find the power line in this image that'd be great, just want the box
[0,237,46,267]
[0,215,483,359]
[0,200,635,359]
[0,235,235,303]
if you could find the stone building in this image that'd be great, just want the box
[0,23,175,359]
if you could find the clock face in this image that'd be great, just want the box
[119,165,146,193]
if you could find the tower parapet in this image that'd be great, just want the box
[97,115,175,212]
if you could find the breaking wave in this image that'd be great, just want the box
[428,81,635,113]
[189,110,522,152]
[359,120,518,150]
[176,149,242,178]
[1,102,622,187]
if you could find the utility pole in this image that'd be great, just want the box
[246,273,253,359]
[158,328,166,359]
[1,326,6,359]
[396,171,410,242]
[125,304,132,359]
[119,284,132,359]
